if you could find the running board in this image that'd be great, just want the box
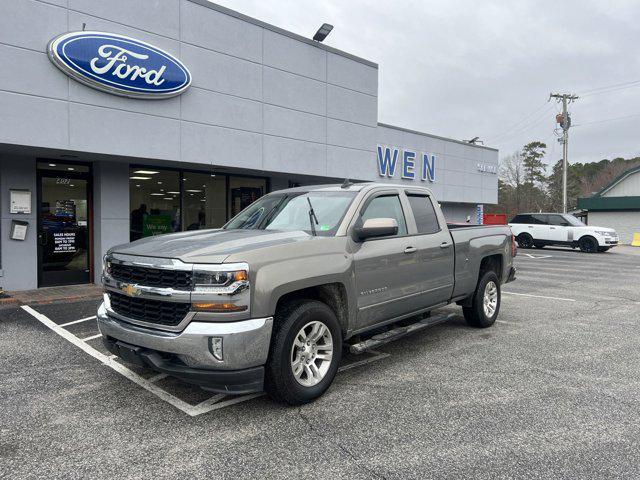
[349,312,456,354]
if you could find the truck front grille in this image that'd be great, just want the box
[109,263,192,290]
[109,292,191,327]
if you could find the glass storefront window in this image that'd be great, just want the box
[129,167,268,239]
[228,176,267,219]
[183,173,227,230]
[129,168,181,241]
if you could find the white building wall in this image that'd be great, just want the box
[0,155,38,291]
[587,211,640,245]
[0,0,379,177]
[602,171,640,197]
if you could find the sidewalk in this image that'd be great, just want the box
[0,284,103,308]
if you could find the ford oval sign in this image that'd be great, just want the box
[48,31,191,99]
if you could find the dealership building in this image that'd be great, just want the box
[578,165,640,244]
[0,0,498,291]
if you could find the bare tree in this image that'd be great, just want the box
[500,151,525,213]
[581,159,640,196]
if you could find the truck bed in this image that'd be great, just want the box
[448,224,513,299]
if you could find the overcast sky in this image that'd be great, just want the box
[214,0,640,169]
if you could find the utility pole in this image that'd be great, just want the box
[549,93,578,213]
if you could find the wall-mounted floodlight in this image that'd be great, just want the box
[313,23,333,42]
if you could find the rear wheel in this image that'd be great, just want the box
[516,233,534,249]
[265,300,342,405]
[578,236,598,253]
[463,271,500,328]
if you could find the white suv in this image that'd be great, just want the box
[509,213,619,253]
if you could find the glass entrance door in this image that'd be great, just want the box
[37,163,91,287]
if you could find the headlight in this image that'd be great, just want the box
[102,254,111,276]
[193,270,247,288]
[594,230,614,236]
[191,264,250,295]
[191,264,250,314]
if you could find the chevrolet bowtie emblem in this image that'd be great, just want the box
[121,283,138,297]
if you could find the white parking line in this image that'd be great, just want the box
[21,305,198,416]
[82,333,103,341]
[21,305,394,417]
[59,315,97,328]
[521,253,553,259]
[503,291,576,302]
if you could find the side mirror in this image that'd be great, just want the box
[354,218,398,241]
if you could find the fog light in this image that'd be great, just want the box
[209,337,223,361]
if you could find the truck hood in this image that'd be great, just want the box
[577,226,616,234]
[110,229,313,264]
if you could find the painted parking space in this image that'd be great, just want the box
[20,304,391,416]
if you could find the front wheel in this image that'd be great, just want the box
[463,271,501,328]
[578,236,598,253]
[265,300,342,405]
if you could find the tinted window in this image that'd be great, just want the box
[548,214,569,226]
[361,195,407,236]
[531,214,548,225]
[407,195,440,234]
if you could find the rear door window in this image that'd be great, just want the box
[532,214,548,225]
[407,195,440,234]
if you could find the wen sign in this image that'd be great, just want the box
[377,146,436,182]
[48,31,191,99]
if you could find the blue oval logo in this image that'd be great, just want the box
[48,31,191,99]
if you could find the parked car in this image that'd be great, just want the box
[98,183,516,405]
[509,213,618,252]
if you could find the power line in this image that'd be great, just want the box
[579,79,640,98]
[573,112,640,127]
[487,104,554,144]
[484,102,551,142]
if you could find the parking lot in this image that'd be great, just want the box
[2,246,640,479]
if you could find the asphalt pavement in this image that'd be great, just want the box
[1,246,640,479]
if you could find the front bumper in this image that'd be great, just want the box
[97,302,273,393]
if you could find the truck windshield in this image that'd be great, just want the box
[224,191,356,236]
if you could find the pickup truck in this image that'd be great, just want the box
[98,183,516,404]
[509,212,618,252]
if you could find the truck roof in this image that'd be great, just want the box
[272,182,435,195]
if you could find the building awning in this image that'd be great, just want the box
[577,196,640,211]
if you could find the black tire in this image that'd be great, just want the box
[265,300,342,405]
[533,243,545,249]
[517,233,534,249]
[598,247,611,252]
[578,235,598,253]
[463,271,500,328]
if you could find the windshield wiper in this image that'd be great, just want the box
[307,197,319,236]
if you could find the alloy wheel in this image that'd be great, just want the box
[290,321,333,387]
[483,281,498,318]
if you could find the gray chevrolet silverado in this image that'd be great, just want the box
[98,182,516,404]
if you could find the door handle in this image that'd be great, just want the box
[440,242,451,248]
[404,246,417,254]
[550,227,556,230]
[528,226,533,228]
